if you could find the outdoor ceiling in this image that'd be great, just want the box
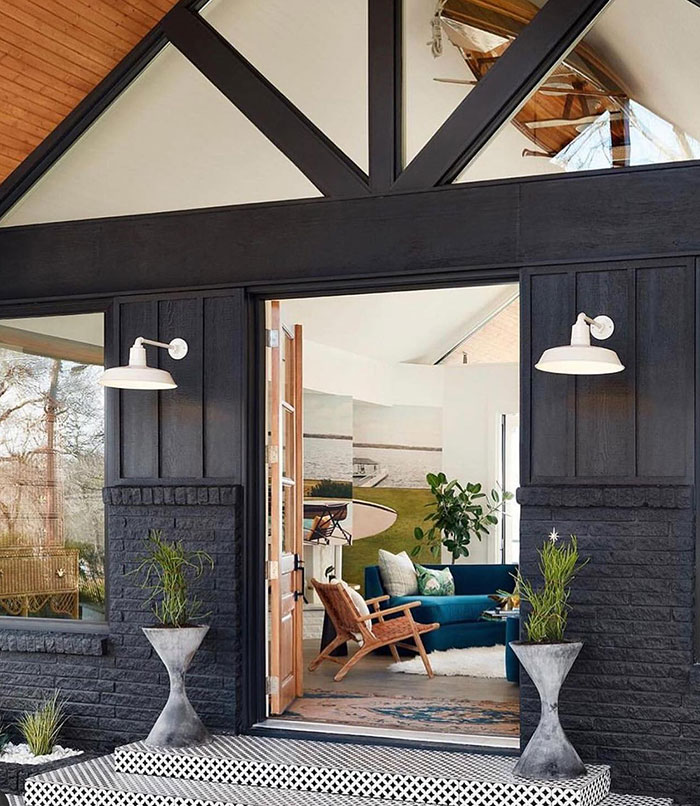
[0,0,698,226]
[0,0,180,183]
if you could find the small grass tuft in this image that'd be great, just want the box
[16,691,67,757]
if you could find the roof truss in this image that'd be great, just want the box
[0,0,620,215]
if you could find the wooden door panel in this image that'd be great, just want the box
[268,302,304,714]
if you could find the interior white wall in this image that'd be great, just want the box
[441,363,519,565]
[0,45,320,228]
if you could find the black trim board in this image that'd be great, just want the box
[2,160,700,302]
[393,0,612,190]
[368,0,402,193]
[162,6,369,199]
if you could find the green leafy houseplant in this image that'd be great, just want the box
[130,530,214,627]
[516,532,589,643]
[411,472,513,564]
[16,691,67,757]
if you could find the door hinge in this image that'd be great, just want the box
[266,560,279,580]
[266,676,279,695]
[266,444,279,464]
[266,328,280,348]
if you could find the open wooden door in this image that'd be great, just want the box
[267,301,304,715]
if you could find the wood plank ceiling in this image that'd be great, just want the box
[0,0,179,183]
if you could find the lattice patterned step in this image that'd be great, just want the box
[23,756,433,806]
[114,735,611,806]
[599,799,673,806]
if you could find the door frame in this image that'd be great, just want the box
[241,266,521,732]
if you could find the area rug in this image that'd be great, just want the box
[389,645,505,678]
[284,690,519,736]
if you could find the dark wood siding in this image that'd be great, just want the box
[524,259,696,484]
[108,289,245,485]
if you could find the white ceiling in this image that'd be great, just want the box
[281,284,518,365]
[1,0,698,226]
[1,314,104,347]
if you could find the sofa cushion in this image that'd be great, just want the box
[378,549,418,596]
[390,594,494,626]
[415,564,455,596]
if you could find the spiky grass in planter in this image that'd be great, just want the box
[130,530,215,747]
[131,529,214,627]
[16,692,67,758]
[515,532,589,643]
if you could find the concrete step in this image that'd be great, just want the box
[114,734,611,806]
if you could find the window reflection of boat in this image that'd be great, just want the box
[352,457,388,487]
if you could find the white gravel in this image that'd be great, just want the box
[0,743,83,766]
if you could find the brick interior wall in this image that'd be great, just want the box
[0,486,241,752]
[519,486,697,805]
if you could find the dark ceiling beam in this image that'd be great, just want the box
[0,0,210,221]
[162,6,370,199]
[1,161,700,301]
[368,0,403,193]
[392,0,613,191]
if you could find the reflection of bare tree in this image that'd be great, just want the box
[0,350,104,549]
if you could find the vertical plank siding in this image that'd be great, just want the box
[112,290,244,484]
[524,259,696,484]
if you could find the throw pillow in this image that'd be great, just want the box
[378,549,419,596]
[332,579,373,637]
[415,564,456,596]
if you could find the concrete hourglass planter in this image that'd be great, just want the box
[143,625,212,748]
[511,640,586,781]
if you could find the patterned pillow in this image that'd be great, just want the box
[415,564,456,597]
[378,549,418,596]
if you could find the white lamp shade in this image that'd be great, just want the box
[99,340,178,389]
[535,344,625,375]
[99,365,177,389]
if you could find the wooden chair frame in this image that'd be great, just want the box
[309,579,439,682]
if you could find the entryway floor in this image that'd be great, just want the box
[277,640,519,737]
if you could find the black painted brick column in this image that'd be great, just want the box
[518,486,697,804]
[0,485,241,757]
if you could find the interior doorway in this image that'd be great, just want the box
[263,283,521,746]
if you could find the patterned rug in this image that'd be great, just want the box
[284,690,519,736]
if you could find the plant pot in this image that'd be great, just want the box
[142,625,211,748]
[510,640,586,780]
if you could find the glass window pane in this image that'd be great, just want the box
[403,0,549,167]
[0,314,105,622]
[456,0,700,183]
[200,0,369,172]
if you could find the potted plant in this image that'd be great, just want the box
[411,472,512,563]
[511,531,589,780]
[131,529,214,748]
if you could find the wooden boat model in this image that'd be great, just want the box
[439,0,632,166]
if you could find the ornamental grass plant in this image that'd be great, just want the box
[16,691,67,757]
[130,529,214,627]
[516,532,589,643]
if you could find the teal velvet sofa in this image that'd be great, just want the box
[364,563,518,653]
